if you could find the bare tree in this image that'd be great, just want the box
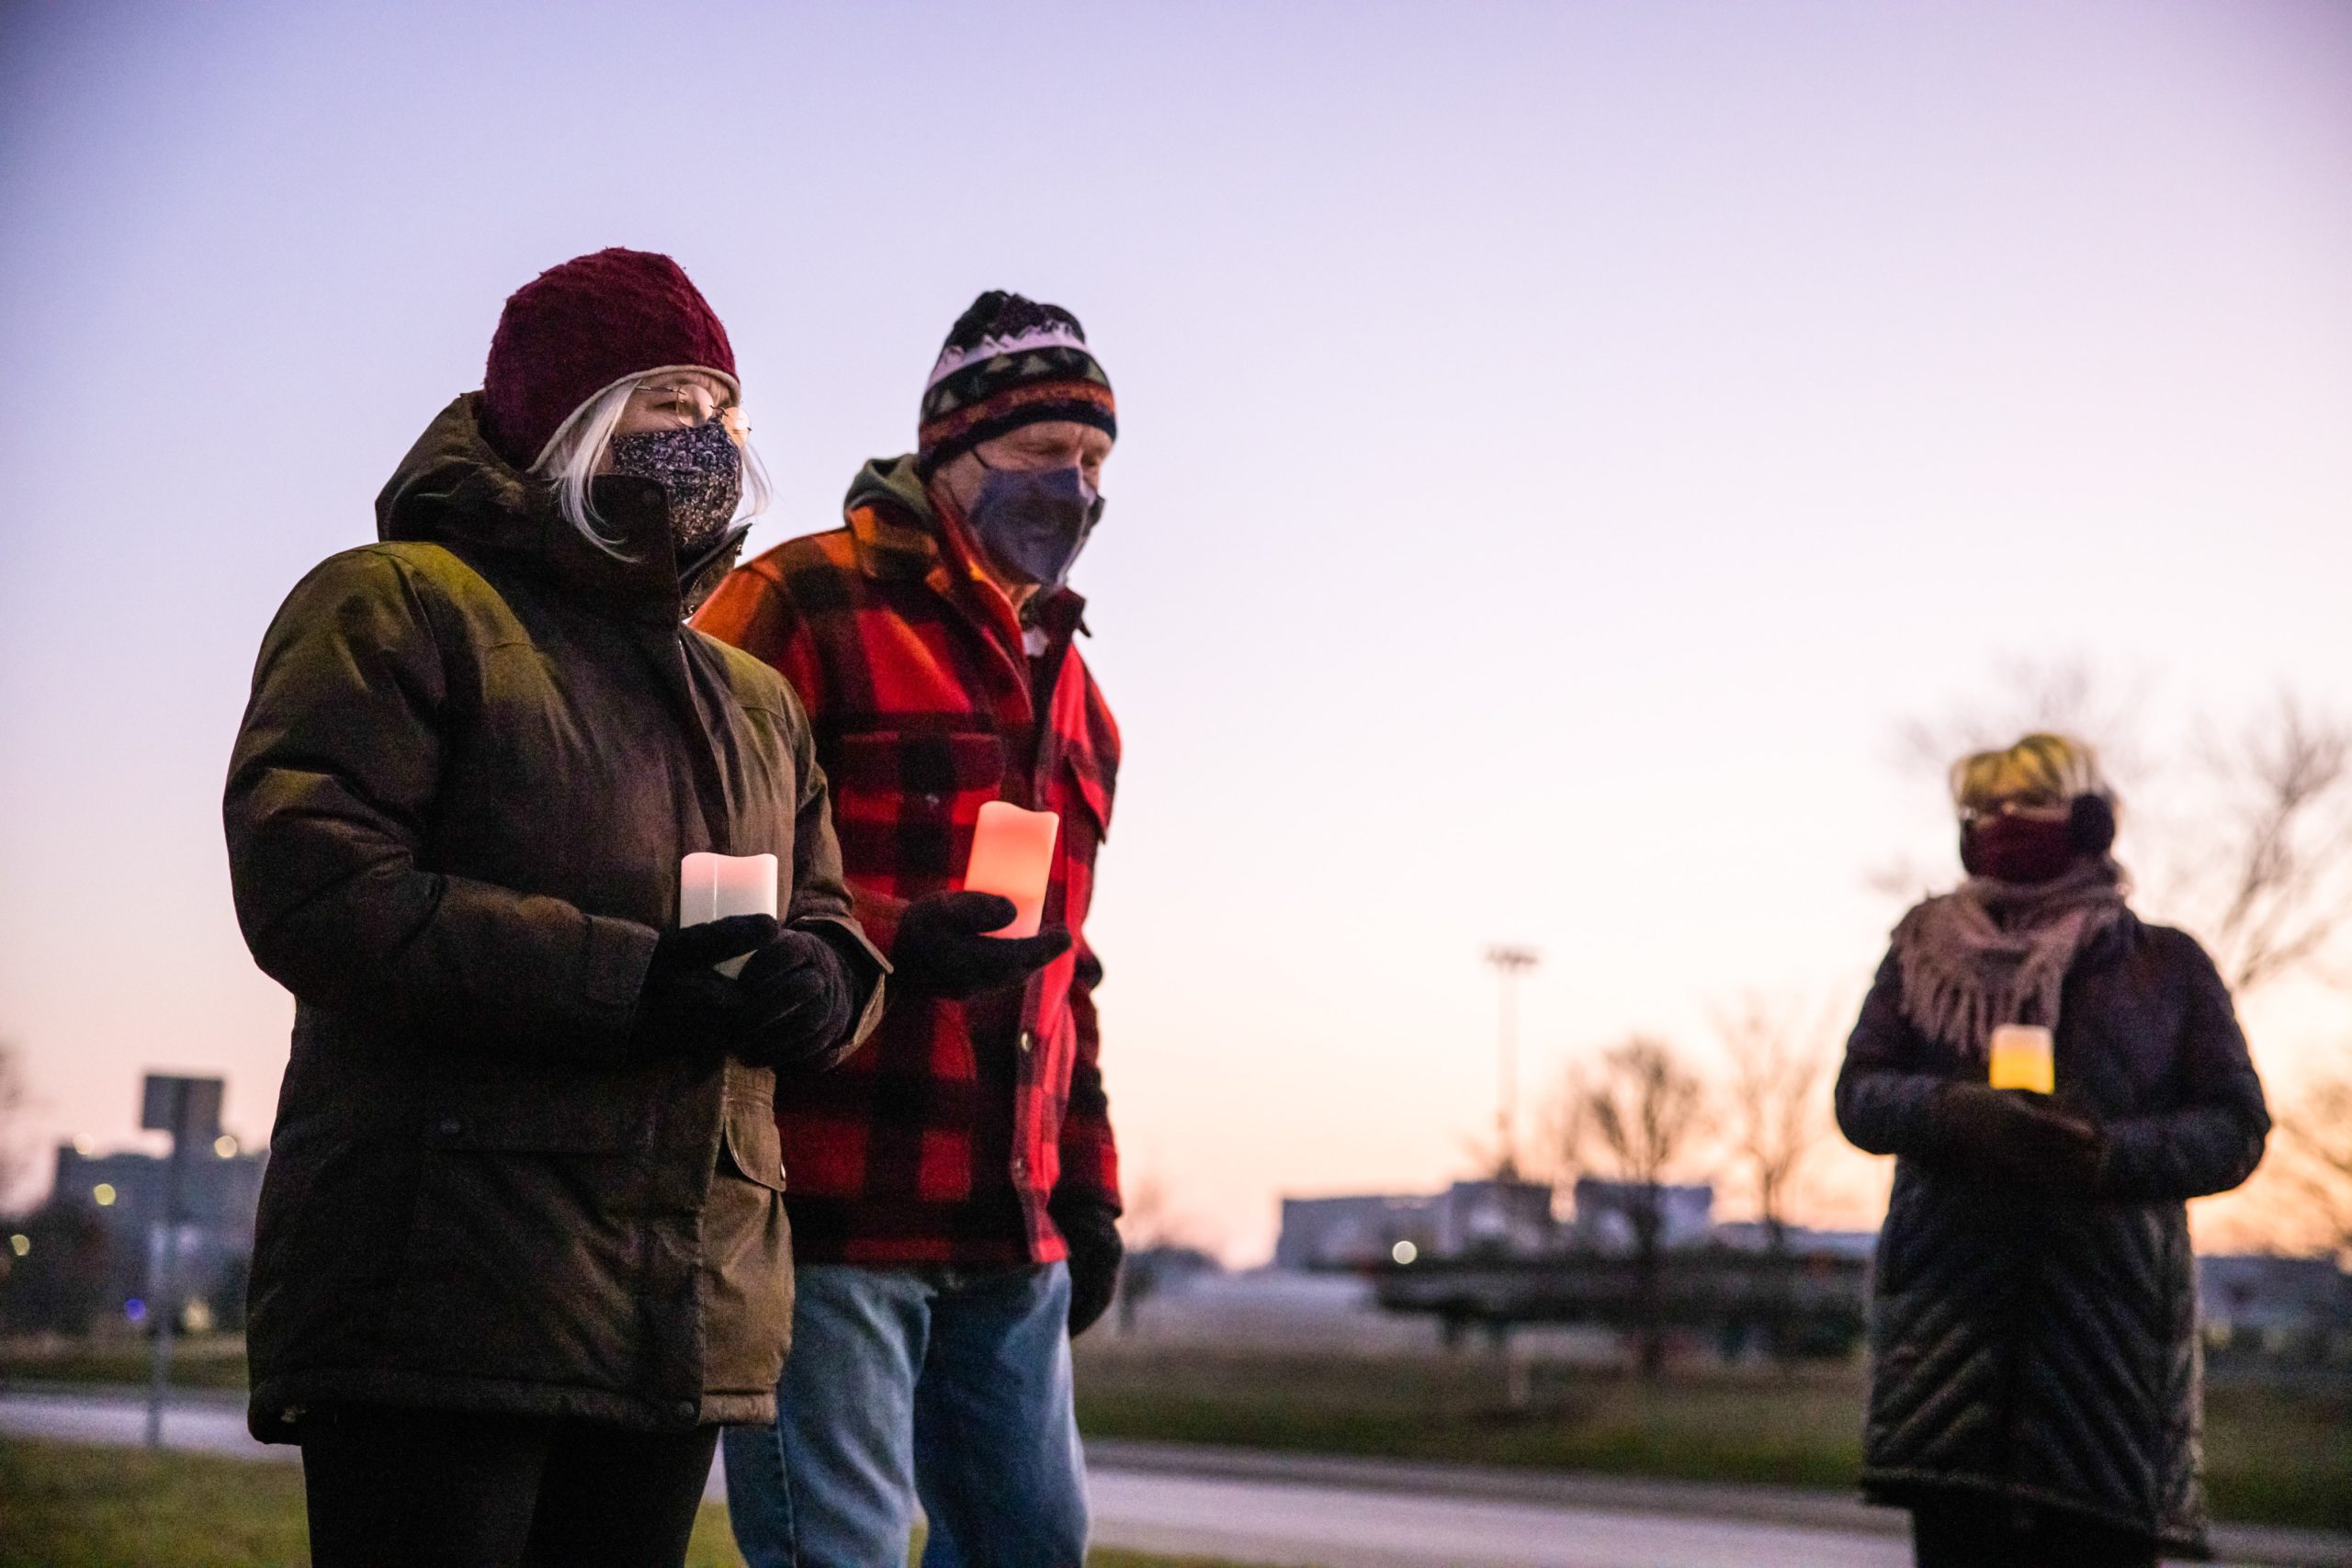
[1892,654,2154,787]
[2184,697,2352,996]
[1557,1036,1709,1379]
[1713,997,1833,1255]
[2270,1076,2352,1263]
[0,1039,25,1198]
[1110,1173,1212,1334]
[1872,655,2153,903]
[2181,700,2352,1258]
[1713,998,1837,1363]
[1892,662,2352,995]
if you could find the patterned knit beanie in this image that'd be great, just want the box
[916,290,1116,478]
[481,248,738,469]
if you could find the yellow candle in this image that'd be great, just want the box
[1987,1023,2055,1094]
[964,802,1059,940]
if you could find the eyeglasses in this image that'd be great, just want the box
[630,382,746,435]
[1957,797,2070,826]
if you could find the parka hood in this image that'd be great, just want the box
[839,453,1086,637]
[377,394,746,619]
[843,452,933,525]
[377,393,554,551]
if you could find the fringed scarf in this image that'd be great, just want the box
[1889,860,2129,1060]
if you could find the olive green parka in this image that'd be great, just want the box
[224,394,881,1441]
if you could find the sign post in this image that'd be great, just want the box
[139,1074,222,1449]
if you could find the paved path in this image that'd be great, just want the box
[5,1389,2345,1567]
[1087,1465,1907,1568]
[1079,1441,2352,1568]
[0,1386,267,1460]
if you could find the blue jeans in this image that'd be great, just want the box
[721,1261,1088,1568]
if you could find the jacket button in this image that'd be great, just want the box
[1017,1030,1035,1054]
[1011,1156,1027,1180]
[923,792,943,807]
[673,1400,697,1422]
[437,1118,461,1137]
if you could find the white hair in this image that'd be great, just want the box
[528,370,771,558]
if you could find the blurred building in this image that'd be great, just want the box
[1283,1179,1735,1269]
[43,1139,266,1332]
[1278,1178,1892,1269]
[1712,1220,1881,1259]
[1275,1180,1563,1269]
[1434,1179,1557,1258]
[2198,1253,2352,1360]
[1275,1192,1436,1269]
[1566,1179,1715,1253]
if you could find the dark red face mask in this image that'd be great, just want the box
[1961,813,2079,884]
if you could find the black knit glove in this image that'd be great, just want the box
[891,892,1072,1000]
[1051,1187,1124,1338]
[630,915,781,1055]
[1930,1082,2107,1191]
[734,928,861,1072]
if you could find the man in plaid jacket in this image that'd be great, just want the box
[697,291,1123,1565]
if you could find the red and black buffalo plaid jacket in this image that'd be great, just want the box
[693,456,1120,1266]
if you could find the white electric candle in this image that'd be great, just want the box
[679,852,779,976]
[962,802,1059,940]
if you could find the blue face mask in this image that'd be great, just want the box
[966,463,1104,594]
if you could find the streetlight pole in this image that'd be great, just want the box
[147,1128,182,1449]
[139,1075,222,1450]
[1484,946,1540,1180]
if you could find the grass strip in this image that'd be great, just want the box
[0,1438,1247,1568]
[10,1337,2342,1531]
[1072,1347,2352,1532]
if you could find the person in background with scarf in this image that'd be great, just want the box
[695,290,1123,1566]
[1836,733,2268,1568]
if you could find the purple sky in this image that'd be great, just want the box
[3,1,2348,1258]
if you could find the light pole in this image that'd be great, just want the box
[1484,946,1539,1179]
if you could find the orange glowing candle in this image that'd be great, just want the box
[1987,1023,2055,1095]
[962,802,1059,940]
[680,852,778,976]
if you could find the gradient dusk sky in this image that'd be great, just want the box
[3,1,2347,1259]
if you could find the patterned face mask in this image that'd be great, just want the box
[606,415,743,558]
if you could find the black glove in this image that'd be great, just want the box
[891,892,1072,1000]
[630,914,782,1055]
[734,927,860,1072]
[1930,1082,2107,1191]
[1050,1187,1124,1338]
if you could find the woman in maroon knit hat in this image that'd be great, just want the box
[224,248,886,1567]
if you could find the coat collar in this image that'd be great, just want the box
[378,394,740,625]
[839,454,1090,639]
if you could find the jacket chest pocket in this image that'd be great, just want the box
[1027,750,1112,930]
[825,729,1007,886]
[1055,754,1112,852]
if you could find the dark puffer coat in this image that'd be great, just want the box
[1836,911,2267,1554]
[224,395,883,1442]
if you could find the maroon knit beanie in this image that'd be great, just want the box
[481,248,737,469]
